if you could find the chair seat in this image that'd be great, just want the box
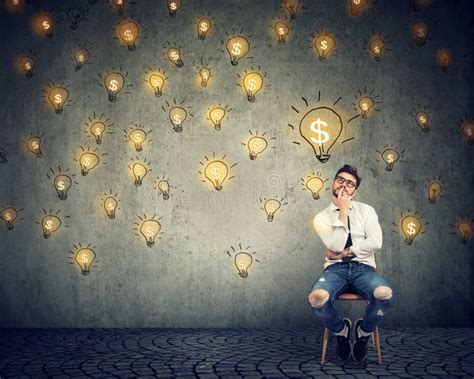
[337,292,367,301]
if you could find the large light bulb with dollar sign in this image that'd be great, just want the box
[167,0,181,17]
[54,174,72,200]
[204,160,228,191]
[169,107,187,133]
[274,21,289,44]
[427,181,442,204]
[167,47,183,67]
[20,55,35,78]
[1,207,18,230]
[209,107,226,131]
[75,248,96,275]
[358,96,374,119]
[284,0,300,20]
[401,215,421,245]
[306,177,324,200]
[79,152,99,176]
[234,252,252,278]
[461,120,473,145]
[226,36,250,66]
[315,35,336,61]
[132,163,147,186]
[129,129,146,151]
[157,180,170,200]
[104,72,124,102]
[119,21,139,51]
[26,136,43,158]
[264,199,281,222]
[90,122,106,144]
[140,219,161,247]
[349,0,368,17]
[197,17,211,40]
[48,87,69,114]
[416,111,430,132]
[412,21,429,46]
[74,48,90,70]
[247,136,268,160]
[149,74,165,97]
[381,148,399,171]
[41,215,61,239]
[104,197,118,219]
[35,14,54,38]
[243,72,263,102]
[369,38,385,61]
[299,107,343,163]
[199,67,211,87]
[457,221,472,244]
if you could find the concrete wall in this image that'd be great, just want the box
[0,0,472,328]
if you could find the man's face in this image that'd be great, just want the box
[332,172,358,198]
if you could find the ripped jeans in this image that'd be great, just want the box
[309,261,394,333]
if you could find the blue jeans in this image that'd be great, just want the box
[309,261,394,333]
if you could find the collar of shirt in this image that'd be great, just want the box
[330,202,353,212]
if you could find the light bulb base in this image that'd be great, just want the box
[267,215,274,222]
[163,193,169,200]
[404,239,413,246]
[25,71,33,79]
[146,241,155,247]
[81,170,89,176]
[173,126,183,133]
[249,154,257,160]
[231,60,238,66]
[127,45,136,52]
[35,152,43,159]
[238,272,248,278]
[108,95,117,102]
[169,11,177,17]
[154,90,162,97]
[81,269,90,276]
[428,198,436,204]
[312,193,320,200]
[385,165,393,172]
[55,109,63,115]
[214,124,221,131]
[6,224,14,230]
[135,180,142,186]
[316,154,330,163]
[215,185,223,191]
[247,95,255,103]
[107,214,115,220]
[201,81,207,87]
[43,233,51,239]
[422,127,430,133]
[174,61,184,68]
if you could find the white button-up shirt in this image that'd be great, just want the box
[313,200,383,269]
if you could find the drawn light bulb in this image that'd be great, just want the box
[299,107,343,163]
[412,21,429,46]
[457,222,472,244]
[167,0,182,17]
[416,111,430,132]
[169,107,187,133]
[209,107,226,131]
[306,177,324,200]
[104,197,118,219]
[129,129,146,151]
[149,74,165,97]
[140,219,161,247]
[104,72,124,102]
[1,207,18,230]
[112,0,125,14]
[90,122,106,144]
[247,136,268,160]
[26,136,43,158]
[314,35,336,61]
[401,215,421,245]
[20,55,35,78]
[243,72,263,102]
[349,0,368,16]
[204,160,228,191]
[157,180,170,200]
[0,147,7,163]
[79,152,99,176]
[226,36,250,65]
[35,14,55,38]
[274,21,289,44]
[48,87,69,114]
[74,248,96,275]
[197,17,211,39]
[234,252,252,278]
[67,6,85,30]
[381,149,399,171]
[41,215,61,238]
[74,48,90,70]
[358,96,374,119]
[132,163,147,186]
[437,49,452,71]
[119,21,139,51]
[167,47,183,67]
[461,121,473,145]
[264,199,281,222]
[369,38,385,61]
[7,0,24,13]
[284,0,300,20]
[54,174,72,200]
[427,181,442,204]
[199,67,211,87]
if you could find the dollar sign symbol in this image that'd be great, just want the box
[173,114,181,124]
[134,133,142,142]
[467,128,473,136]
[45,220,53,230]
[407,222,416,235]
[78,54,84,62]
[309,118,330,145]
[124,29,133,41]
[32,141,39,150]
[247,79,256,91]
[232,42,242,56]
[81,254,88,263]
[215,112,221,120]
[417,27,425,37]
[54,94,62,104]
[387,154,394,163]
[146,226,153,237]
[374,46,380,54]
[419,115,426,123]
[95,127,101,135]
[252,141,259,151]
[171,51,179,60]
[211,167,220,180]
[278,27,285,35]
[152,79,160,87]
[202,72,208,79]
[170,2,177,10]
[25,62,31,70]
[42,21,50,30]
[200,23,208,32]
[109,79,118,91]
[361,103,369,111]
[13,0,19,5]
[321,40,328,50]
[5,213,11,221]
[107,203,114,210]
[84,157,91,166]
[117,0,123,4]
[354,0,361,4]
[57,181,65,191]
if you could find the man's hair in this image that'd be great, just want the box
[335,164,362,188]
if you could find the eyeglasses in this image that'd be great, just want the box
[334,176,357,189]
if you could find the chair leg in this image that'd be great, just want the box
[321,327,329,365]
[373,327,382,364]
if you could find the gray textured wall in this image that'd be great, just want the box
[0,0,472,328]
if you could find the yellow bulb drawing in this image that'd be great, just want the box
[412,21,429,46]
[74,48,90,70]
[132,163,147,186]
[461,121,473,145]
[1,207,18,230]
[204,160,228,191]
[169,107,187,133]
[274,21,289,44]
[26,136,43,158]
[104,72,125,102]
[226,36,250,65]
[401,216,421,245]
[456,221,472,244]
[54,174,72,200]
[358,96,374,119]
[369,38,385,61]
[149,74,165,97]
[167,0,181,17]
[427,181,442,204]
[234,252,252,278]
[306,177,324,200]
[48,87,69,114]
[118,21,139,51]
[416,111,430,132]
[104,197,118,219]
[197,17,211,39]
[158,180,170,200]
[314,35,336,60]
[140,219,161,247]
[247,136,268,160]
[74,248,96,275]
[284,0,300,20]
[199,67,211,87]
[129,129,146,151]
[209,107,226,131]
[437,49,452,71]
[35,14,54,38]
[264,199,281,222]
[79,152,99,176]
[41,215,61,239]
[349,0,369,16]
[91,122,106,144]
[20,56,35,78]
[243,72,263,102]
[381,149,399,171]
[167,47,183,67]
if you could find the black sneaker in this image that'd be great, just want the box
[335,318,352,362]
[352,318,371,362]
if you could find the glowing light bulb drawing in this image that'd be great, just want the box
[401,215,422,245]
[54,174,72,200]
[112,0,125,14]
[416,111,430,132]
[243,71,263,102]
[104,196,118,219]
[129,129,147,151]
[79,152,99,176]
[306,176,325,200]
[274,21,289,44]
[264,199,281,222]
[1,207,18,230]
[349,0,369,17]
[140,219,161,247]
[314,34,336,61]
[104,72,124,102]
[204,160,229,191]
[6,0,24,13]
[427,181,443,204]
[369,38,385,61]
[20,55,35,78]
[132,162,147,186]
[461,120,473,145]
[67,6,86,30]
[226,36,250,66]
[157,179,170,200]
[235,252,252,278]
[169,107,187,133]
[412,21,429,46]
[26,135,43,158]
[118,21,139,51]
[209,107,226,131]
[197,17,211,40]
[381,148,399,171]
[283,0,300,20]
[41,214,61,239]
[34,13,54,38]
[247,136,268,160]
[74,247,96,275]
[456,221,472,244]
[148,74,165,97]
[74,48,90,70]
[437,49,452,71]
[167,47,183,67]
[167,0,181,17]
[48,86,69,114]
[199,67,211,87]
[358,96,374,119]
[90,122,106,144]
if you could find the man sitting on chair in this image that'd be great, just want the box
[308,164,394,362]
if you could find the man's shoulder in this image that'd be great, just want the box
[314,203,335,221]
[352,200,377,214]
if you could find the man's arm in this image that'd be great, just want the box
[349,206,383,259]
[313,213,350,253]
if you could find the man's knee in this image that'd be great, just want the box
[373,286,393,301]
[308,289,330,308]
